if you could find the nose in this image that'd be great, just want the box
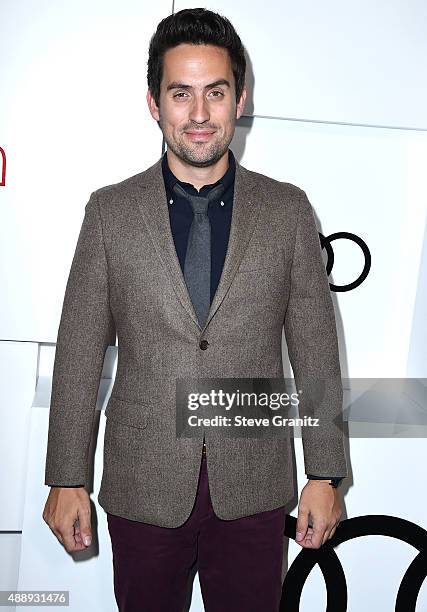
[188,93,210,124]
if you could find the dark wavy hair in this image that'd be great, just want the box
[147,8,246,108]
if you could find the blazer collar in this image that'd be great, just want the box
[131,150,262,332]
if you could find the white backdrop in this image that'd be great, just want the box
[1,1,426,610]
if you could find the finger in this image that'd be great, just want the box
[322,527,333,546]
[300,538,312,548]
[329,521,340,540]
[47,520,64,546]
[61,525,83,552]
[51,527,64,546]
[296,526,314,547]
[295,526,313,547]
[296,508,309,542]
[77,505,92,547]
[60,519,88,552]
[311,523,327,548]
[74,523,83,545]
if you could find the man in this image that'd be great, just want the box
[43,7,347,612]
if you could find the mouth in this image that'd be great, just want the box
[184,130,216,142]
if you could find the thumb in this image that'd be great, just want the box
[77,506,92,547]
[296,507,309,542]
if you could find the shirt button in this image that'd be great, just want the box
[199,339,209,350]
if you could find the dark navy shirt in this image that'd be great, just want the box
[161,148,235,304]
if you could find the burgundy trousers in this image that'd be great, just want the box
[107,451,286,612]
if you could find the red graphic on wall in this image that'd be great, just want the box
[0,147,5,186]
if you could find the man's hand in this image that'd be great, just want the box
[42,488,92,552]
[295,480,342,548]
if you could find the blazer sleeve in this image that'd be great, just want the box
[283,190,348,478]
[44,191,116,487]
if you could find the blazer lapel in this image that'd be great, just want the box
[133,153,262,332]
[206,159,262,330]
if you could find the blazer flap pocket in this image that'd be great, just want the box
[104,395,151,430]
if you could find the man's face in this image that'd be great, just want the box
[147,43,246,168]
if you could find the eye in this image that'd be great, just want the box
[173,90,224,99]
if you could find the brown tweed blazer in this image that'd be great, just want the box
[44,152,348,527]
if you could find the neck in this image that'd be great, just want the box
[166,149,229,192]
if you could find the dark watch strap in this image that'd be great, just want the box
[307,475,344,488]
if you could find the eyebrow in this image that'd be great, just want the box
[166,79,231,92]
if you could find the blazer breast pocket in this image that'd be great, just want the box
[104,394,151,430]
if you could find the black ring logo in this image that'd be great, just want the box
[281,514,427,611]
[319,232,371,292]
[0,147,5,187]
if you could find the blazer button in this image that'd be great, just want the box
[199,339,209,350]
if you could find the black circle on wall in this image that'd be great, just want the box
[319,232,371,292]
[281,514,427,611]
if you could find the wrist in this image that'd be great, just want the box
[307,477,344,489]
[308,478,332,483]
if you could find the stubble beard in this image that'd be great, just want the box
[161,124,231,168]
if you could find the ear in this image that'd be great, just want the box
[236,85,247,120]
[146,88,160,122]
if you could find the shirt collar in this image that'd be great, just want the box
[162,148,235,203]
